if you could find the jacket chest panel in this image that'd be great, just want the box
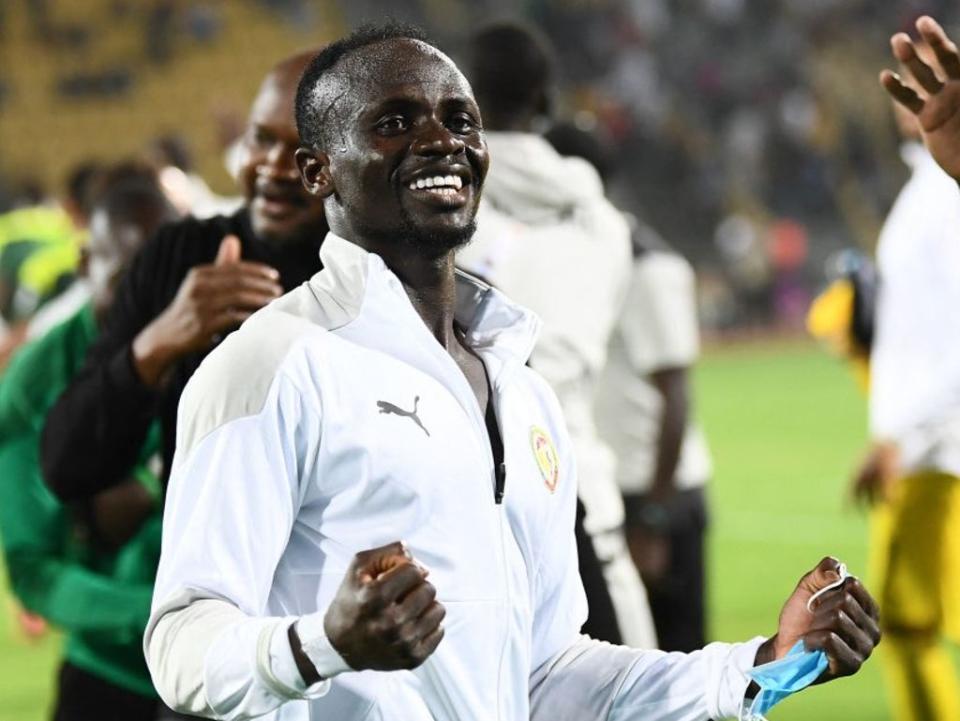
[310,352,506,602]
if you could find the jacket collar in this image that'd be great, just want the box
[315,232,540,364]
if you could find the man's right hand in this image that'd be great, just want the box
[131,234,282,386]
[323,542,446,672]
[881,16,960,181]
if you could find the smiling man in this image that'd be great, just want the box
[145,23,880,721]
[40,50,328,503]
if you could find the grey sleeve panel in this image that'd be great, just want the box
[174,245,371,463]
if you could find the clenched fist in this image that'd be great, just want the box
[323,542,446,673]
[756,557,881,682]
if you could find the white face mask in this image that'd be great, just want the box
[87,212,141,305]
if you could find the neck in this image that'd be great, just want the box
[364,238,461,350]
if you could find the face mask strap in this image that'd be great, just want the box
[806,562,850,613]
[739,693,770,721]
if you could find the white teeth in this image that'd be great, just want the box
[408,175,465,192]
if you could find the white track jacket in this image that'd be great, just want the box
[145,233,763,721]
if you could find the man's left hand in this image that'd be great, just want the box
[755,557,881,681]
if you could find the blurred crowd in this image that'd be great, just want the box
[4,1,959,332]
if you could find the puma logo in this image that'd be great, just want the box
[377,395,430,437]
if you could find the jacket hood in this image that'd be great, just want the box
[481,131,607,225]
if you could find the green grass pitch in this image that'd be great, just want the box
[0,340,901,719]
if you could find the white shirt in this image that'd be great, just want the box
[870,143,960,474]
[146,233,763,721]
[458,131,632,536]
[595,251,713,493]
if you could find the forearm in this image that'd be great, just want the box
[650,368,688,493]
[530,636,766,721]
[145,591,348,719]
[131,315,187,387]
[7,550,153,633]
[41,347,157,501]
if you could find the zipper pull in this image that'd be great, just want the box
[494,462,506,504]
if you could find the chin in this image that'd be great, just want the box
[402,220,477,257]
[252,214,314,246]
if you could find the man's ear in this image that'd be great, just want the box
[296,147,335,199]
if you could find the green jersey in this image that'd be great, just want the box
[0,303,161,696]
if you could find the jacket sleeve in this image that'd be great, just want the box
[530,636,764,721]
[527,378,763,721]
[145,366,347,720]
[0,434,154,635]
[40,229,173,501]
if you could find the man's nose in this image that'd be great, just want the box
[258,141,300,180]
[412,119,465,157]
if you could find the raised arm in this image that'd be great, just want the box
[41,231,281,501]
[527,391,879,720]
[531,557,880,720]
[881,16,960,181]
[146,347,443,719]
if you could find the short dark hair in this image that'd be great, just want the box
[65,160,105,218]
[466,21,555,127]
[295,21,434,149]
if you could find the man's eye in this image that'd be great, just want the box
[449,114,479,134]
[376,116,408,134]
[250,128,273,146]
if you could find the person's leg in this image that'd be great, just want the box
[575,498,623,644]
[598,529,658,649]
[871,471,960,721]
[52,661,159,721]
[624,489,707,652]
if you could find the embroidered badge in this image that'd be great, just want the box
[529,425,559,492]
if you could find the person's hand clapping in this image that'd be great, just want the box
[881,16,960,181]
[132,234,282,386]
[322,542,446,673]
[756,557,881,682]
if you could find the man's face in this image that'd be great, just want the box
[238,71,327,244]
[86,205,172,319]
[314,39,489,255]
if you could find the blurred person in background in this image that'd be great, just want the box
[459,22,655,649]
[0,162,102,366]
[0,163,179,721]
[146,133,242,219]
[40,49,328,504]
[592,212,714,654]
[26,162,109,341]
[860,17,960,720]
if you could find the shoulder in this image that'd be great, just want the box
[137,210,246,271]
[0,309,90,433]
[176,285,331,458]
[632,251,694,289]
[515,365,568,438]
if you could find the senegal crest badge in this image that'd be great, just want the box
[529,425,560,493]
